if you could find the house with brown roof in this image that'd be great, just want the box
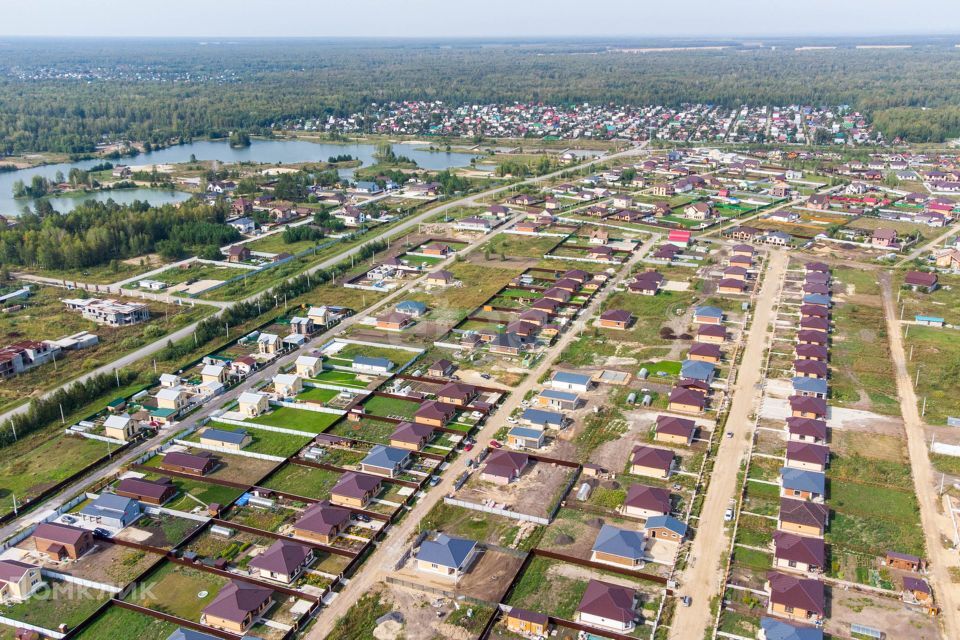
[774,532,825,573]
[426,270,455,286]
[689,342,722,364]
[779,498,828,538]
[227,245,251,263]
[786,441,829,473]
[249,539,313,584]
[506,608,549,637]
[871,228,898,248]
[622,484,672,519]
[787,418,828,444]
[599,309,633,330]
[904,271,938,293]
[697,324,727,345]
[789,396,827,420]
[389,422,435,451]
[766,572,824,623]
[886,550,922,572]
[427,359,455,378]
[161,450,217,476]
[414,400,457,428]
[481,450,529,485]
[376,311,414,332]
[797,330,827,346]
[31,522,94,561]
[630,445,674,478]
[795,344,828,362]
[717,278,747,295]
[437,383,476,407]
[668,387,706,413]
[292,501,352,545]
[201,580,273,634]
[576,579,638,632]
[654,415,696,446]
[115,476,177,505]
[330,472,382,509]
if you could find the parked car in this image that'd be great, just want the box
[506,417,518,424]
[726,431,733,439]
[489,440,502,449]
[61,515,77,524]
[724,508,734,522]
[355,514,371,523]
[429,475,441,487]
[93,528,111,538]
[480,373,492,380]
[464,443,474,452]
[682,596,692,607]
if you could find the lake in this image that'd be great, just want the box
[0,139,479,216]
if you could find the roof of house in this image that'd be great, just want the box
[32,522,90,545]
[429,358,453,372]
[507,608,549,626]
[689,342,722,358]
[759,617,823,640]
[795,344,828,359]
[361,445,411,470]
[116,476,174,501]
[353,355,393,369]
[202,580,273,624]
[680,359,715,382]
[201,427,249,446]
[803,293,831,307]
[669,387,706,408]
[332,472,382,499]
[391,421,434,444]
[238,391,267,405]
[437,382,476,402]
[904,577,931,594]
[80,493,139,522]
[538,389,579,403]
[791,377,828,395]
[774,531,825,567]
[786,441,830,466]
[396,300,428,313]
[600,309,633,323]
[786,417,828,440]
[295,500,352,536]
[295,355,321,367]
[592,524,645,560]
[905,271,938,287]
[483,450,529,478]
[552,371,592,386]
[624,484,671,514]
[508,426,545,442]
[415,400,456,422]
[576,579,637,624]
[780,467,825,495]
[698,324,726,338]
[779,498,828,528]
[0,559,37,583]
[521,408,564,427]
[767,572,825,616]
[415,533,477,569]
[644,515,688,536]
[656,415,697,438]
[249,539,312,575]
[695,305,724,318]
[632,445,674,470]
[789,395,827,415]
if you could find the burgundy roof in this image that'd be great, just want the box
[787,417,828,441]
[601,309,633,323]
[689,343,722,359]
[732,244,755,254]
[508,607,549,625]
[564,269,592,282]
[905,271,938,287]
[163,450,214,472]
[202,580,273,623]
[729,255,753,266]
[766,572,825,615]
[576,579,636,623]
[332,472,382,499]
[33,522,91,546]
[656,415,696,438]
[249,539,311,575]
[795,344,828,360]
[774,531,826,567]
[799,317,830,332]
[779,498,828,529]
[724,266,748,276]
[805,262,829,273]
[483,450,529,478]
[805,272,830,285]
[789,395,827,416]
[718,278,746,291]
[786,441,830,466]
[803,283,830,295]
[0,559,37,583]
[698,324,726,338]
[669,387,706,408]
[415,400,457,421]
[391,421,435,444]
[800,304,829,318]
[632,445,674,470]
[294,500,351,536]
[437,382,476,402]
[904,577,931,594]
[624,484,671,515]
[115,476,175,500]
[797,330,828,345]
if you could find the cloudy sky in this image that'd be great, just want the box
[2,0,958,38]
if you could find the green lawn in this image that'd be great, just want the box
[333,343,420,369]
[296,386,340,404]
[0,580,111,630]
[507,556,588,620]
[245,232,327,255]
[362,395,420,420]
[481,234,562,258]
[74,605,178,640]
[421,501,543,550]
[144,473,244,512]
[310,370,369,388]
[905,325,960,425]
[329,418,397,444]
[149,262,250,287]
[126,563,228,622]
[260,463,343,499]
[191,421,311,457]
[247,407,342,433]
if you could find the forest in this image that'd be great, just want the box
[3,39,960,152]
[0,198,240,270]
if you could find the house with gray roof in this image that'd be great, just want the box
[759,617,823,640]
[591,525,646,568]
[791,377,828,399]
[199,427,252,451]
[780,468,826,503]
[359,445,411,478]
[79,493,140,530]
[520,408,565,430]
[352,355,393,374]
[680,359,715,384]
[414,533,479,580]
[550,371,592,392]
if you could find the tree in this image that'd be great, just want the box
[229,130,251,148]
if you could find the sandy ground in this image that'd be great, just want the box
[169,278,225,295]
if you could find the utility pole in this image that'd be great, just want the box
[60,403,65,424]
[921,396,927,417]
[115,369,120,387]
[916,364,922,387]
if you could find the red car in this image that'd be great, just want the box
[463,443,474,452]
[489,440,503,449]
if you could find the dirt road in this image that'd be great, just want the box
[308,234,659,639]
[880,273,958,640]
[668,249,788,640]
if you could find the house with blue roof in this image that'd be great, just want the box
[360,445,411,478]
[395,300,428,318]
[759,616,823,640]
[414,533,479,581]
[681,359,715,384]
[591,524,646,568]
[199,427,252,452]
[352,355,393,374]
[167,628,221,640]
[354,181,383,194]
[780,468,825,503]
[802,293,831,307]
[520,408,565,430]
[79,493,141,530]
[791,376,828,399]
[694,305,724,325]
[644,515,688,544]
[506,426,545,450]
[550,371,592,393]
[535,389,580,411]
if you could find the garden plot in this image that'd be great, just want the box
[393,544,525,603]
[258,463,345,500]
[8,538,159,587]
[113,512,204,549]
[454,459,577,521]
[73,605,178,640]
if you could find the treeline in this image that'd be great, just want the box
[0,369,140,448]
[872,106,960,143]
[8,42,960,151]
[282,225,324,244]
[0,198,241,269]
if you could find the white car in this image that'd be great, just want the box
[724,508,734,522]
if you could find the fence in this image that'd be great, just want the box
[67,429,126,446]
[443,496,550,525]
[41,568,122,594]
[0,615,63,639]
[171,438,286,462]
[385,575,498,608]
[213,415,323,439]
[270,399,345,416]
[143,504,211,523]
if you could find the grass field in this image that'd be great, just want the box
[421,501,543,550]
[362,395,419,420]
[296,386,340,404]
[329,418,397,444]
[0,580,111,630]
[245,231,326,255]
[406,262,521,322]
[332,343,419,369]
[192,421,311,457]
[327,590,393,640]
[248,407,342,433]
[481,234,562,258]
[260,463,343,499]
[74,605,178,640]
[126,563,227,622]
[506,556,590,620]
[310,369,369,387]
[148,262,250,287]
[904,325,960,425]
[145,473,244,512]
[897,271,960,326]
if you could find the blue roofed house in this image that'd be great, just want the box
[694,305,724,325]
[520,408,566,430]
[802,294,831,307]
[535,389,580,411]
[414,533,479,581]
[199,427,252,452]
[360,445,411,478]
[167,628,222,640]
[644,515,688,544]
[354,181,383,194]
[79,494,141,530]
[352,355,393,374]
[507,426,546,450]
[680,359,715,384]
[395,300,428,318]
[550,371,592,393]
[791,377,828,399]
[759,616,823,640]
[591,524,647,568]
[780,468,825,503]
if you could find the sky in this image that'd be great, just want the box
[2,0,959,39]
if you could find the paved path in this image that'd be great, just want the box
[880,272,958,639]
[308,232,659,639]
[896,225,960,267]
[668,249,788,640]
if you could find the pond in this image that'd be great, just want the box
[0,138,480,216]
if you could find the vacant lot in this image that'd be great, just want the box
[248,407,342,433]
[150,262,249,287]
[904,325,960,425]
[126,562,227,622]
[0,579,111,631]
[188,421,311,457]
[420,501,543,550]
[260,463,343,499]
[482,233,562,258]
[74,605,178,640]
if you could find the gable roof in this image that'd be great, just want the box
[415,533,477,569]
[521,408,564,427]
[116,476,174,501]
[390,421,435,444]
[162,450,214,472]
[791,377,828,395]
[0,559,37,583]
[552,371,592,386]
[592,524,645,560]
[786,417,828,440]
[689,342,722,359]
[695,305,724,319]
[789,395,827,416]
[669,387,706,408]
[201,427,249,446]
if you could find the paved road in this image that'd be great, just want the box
[0,144,647,428]
[668,249,788,640]
[896,225,960,267]
[308,232,660,639]
[880,273,958,639]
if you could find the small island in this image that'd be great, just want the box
[228,130,252,148]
